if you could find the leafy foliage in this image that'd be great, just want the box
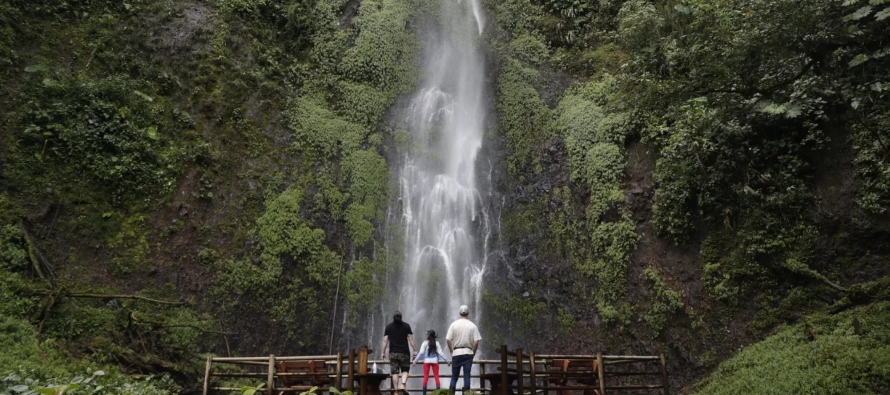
[489,5,890,388]
[16,75,191,204]
[551,76,640,314]
[0,315,180,395]
[340,0,418,93]
[496,58,552,174]
[509,34,550,65]
[0,224,27,272]
[643,268,685,335]
[343,150,389,246]
[288,95,368,159]
[3,0,422,369]
[692,302,890,395]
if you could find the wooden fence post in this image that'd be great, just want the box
[337,352,344,390]
[203,356,212,395]
[348,349,355,392]
[596,352,605,395]
[480,362,486,392]
[516,348,523,395]
[542,356,548,395]
[267,355,276,395]
[500,345,508,395]
[659,354,669,395]
[358,346,369,395]
[528,352,536,395]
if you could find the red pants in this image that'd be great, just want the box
[422,363,440,387]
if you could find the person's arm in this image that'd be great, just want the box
[472,326,481,355]
[408,334,418,356]
[413,342,426,364]
[436,342,449,362]
[381,335,389,359]
[446,325,454,354]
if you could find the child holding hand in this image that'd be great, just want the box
[412,330,450,395]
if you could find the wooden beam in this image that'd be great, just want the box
[212,373,338,377]
[604,385,665,390]
[533,355,657,360]
[212,356,338,362]
[660,354,669,395]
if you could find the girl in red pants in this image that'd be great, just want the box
[412,330,450,395]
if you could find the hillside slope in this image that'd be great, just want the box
[1,0,889,393]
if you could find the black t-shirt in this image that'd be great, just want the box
[384,322,413,355]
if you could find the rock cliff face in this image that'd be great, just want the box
[485,123,890,392]
[475,1,890,391]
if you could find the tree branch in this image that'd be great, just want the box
[694,59,817,98]
[757,59,817,96]
[156,324,237,336]
[19,221,50,283]
[32,290,189,305]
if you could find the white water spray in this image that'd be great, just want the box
[383,0,490,350]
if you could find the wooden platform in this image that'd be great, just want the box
[203,346,670,395]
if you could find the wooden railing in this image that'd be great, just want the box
[202,346,669,395]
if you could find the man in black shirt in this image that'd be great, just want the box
[381,310,417,393]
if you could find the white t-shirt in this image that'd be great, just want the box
[445,318,481,356]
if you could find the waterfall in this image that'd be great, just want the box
[380,0,490,353]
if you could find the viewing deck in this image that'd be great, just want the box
[203,346,669,395]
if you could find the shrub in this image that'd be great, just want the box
[692,302,890,394]
[0,224,27,272]
[287,95,369,158]
[18,76,185,204]
[643,268,685,335]
[510,34,549,65]
[496,58,552,174]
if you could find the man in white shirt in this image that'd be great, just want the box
[446,304,481,393]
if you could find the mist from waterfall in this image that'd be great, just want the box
[378,0,490,353]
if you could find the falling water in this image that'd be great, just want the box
[381,0,490,350]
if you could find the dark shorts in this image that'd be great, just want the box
[389,352,410,374]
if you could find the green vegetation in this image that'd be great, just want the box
[554,77,638,313]
[487,0,890,391]
[693,302,890,394]
[495,58,552,174]
[642,268,685,336]
[0,0,421,387]
[482,290,548,347]
[1,0,889,392]
[16,75,193,204]
[0,315,184,395]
